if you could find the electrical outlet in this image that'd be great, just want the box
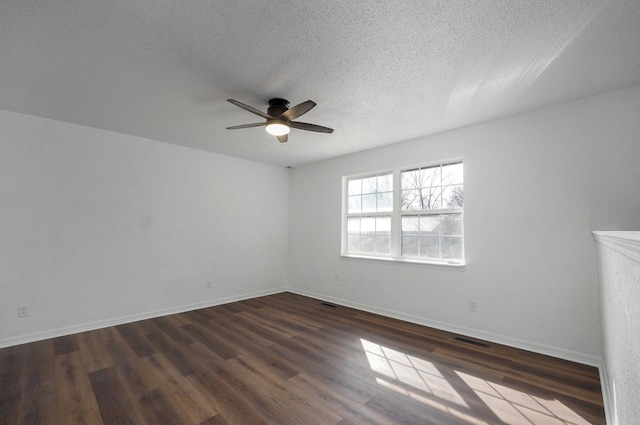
[469,301,478,312]
[205,281,212,289]
[18,304,30,317]
[335,273,340,282]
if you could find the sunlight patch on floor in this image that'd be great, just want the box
[456,371,593,425]
[375,376,489,425]
[360,339,467,407]
[360,338,593,425]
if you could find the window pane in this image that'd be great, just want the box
[362,194,376,212]
[421,187,442,209]
[348,235,361,252]
[441,214,462,235]
[419,215,440,234]
[348,195,362,213]
[361,217,375,233]
[347,217,360,234]
[401,189,422,210]
[442,163,463,185]
[402,187,443,210]
[376,235,390,254]
[401,215,419,233]
[441,236,463,259]
[361,235,376,252]
[376,216,391,233]
[378,173,392,192]
[419,236,439,258]
[401,235,418,256]
[377,192,392,212]
[421,166,441,187]
[442,185,463,208]
[348,179,362,195]
[401,169,421,190]
[362,176,377,194]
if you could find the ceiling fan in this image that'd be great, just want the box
[226,98,334,143]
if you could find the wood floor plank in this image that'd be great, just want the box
[184,346,271,425]
[137,387,190,425]
[259,306,323,333]
[91,326,126,347]
[76,331,116,373]
[196,415,232,425]
[0,292,605,425]
[267,344,373,405]
[116,323,156,358]
[145,331,196,376]
[180,322,240,360]
[186,342,307,425]
[287,372,392,425]
[229,353,342,424]
[144,353,219,425]
[0,344,27,424]
[104,340,139,367]
[151,315,195,346]
[237,347,301,381]
[365,393,471,425]
[17,339,58,425]
[236,309,303,339]
[53,351,104,425]
[117,356,165,397]
[52,333,80,356]
[88,366,148,425]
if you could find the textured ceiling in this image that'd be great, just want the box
[1,1,639,167]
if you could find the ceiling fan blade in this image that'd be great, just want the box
[277,134,288,143]
[227,99,271,119]
[226,122,265,130]
[291,121,334,133]
[282,100,316,121]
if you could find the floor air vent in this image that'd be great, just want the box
[454,336,490,349]
[321,302,338,308]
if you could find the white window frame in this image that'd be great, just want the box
[341,160,464,268]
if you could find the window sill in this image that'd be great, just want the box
[340,254,465,271]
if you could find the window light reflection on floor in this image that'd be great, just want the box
[360,339,593,425]
[360,338,467,407]
[455,371,592,425]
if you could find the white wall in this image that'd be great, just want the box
[3,83,640,366]
[288,83,640,365]
[593,232,640,425]
[0,110,290,347]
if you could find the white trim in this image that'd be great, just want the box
[0,287,287,349]
[599,364,615,425]
[342,160,465,263]
[391,169,401,257]
[288,287,601,367]
[339,157,464,181]
[1,283,601,366]
[593,231,640,262]
[340,254,466,270]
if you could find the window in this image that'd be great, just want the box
[343,161,464,265]
[346,173,393,255]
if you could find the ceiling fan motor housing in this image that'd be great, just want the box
[267,98,290,117]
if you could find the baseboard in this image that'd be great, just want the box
[288,288,602,367]
[0,287,287,349]
[2,285,602,368]
[599,364,615,425]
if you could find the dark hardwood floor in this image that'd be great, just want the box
[0,292,605,425]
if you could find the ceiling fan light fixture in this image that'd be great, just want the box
[265,120,290,136]
[226,98,333,141]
